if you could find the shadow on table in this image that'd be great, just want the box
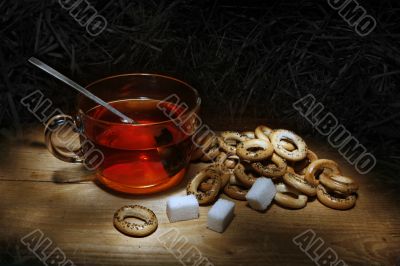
[51,166,94,183]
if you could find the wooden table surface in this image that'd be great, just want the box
[0,126,399,266]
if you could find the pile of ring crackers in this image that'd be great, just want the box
[189,125,359,211]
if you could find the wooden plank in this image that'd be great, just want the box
[1,127,399,265]
[0,127,93,183]
[0,174,399,265]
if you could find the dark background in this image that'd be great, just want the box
[0,0,399,171]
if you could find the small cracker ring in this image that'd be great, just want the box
[283,172,317,197]
[280,141,296,151]
[251,153,287,177]
[304,159,341,187]
[200,164,230,190]
[223,184,248,201]
[255,126,295,150]
[209,164,230,185]
[218,131,249,154]
[270,129,307,161]
[319,174,359,195]
[291,149,319,175]
[317,184,356,210]
[241,131,255,139]
[229,172,244,186]
[199,178,215,192]
[234,162,262,188]
[255,125,274,141]
[274,183,308,209]
[187,169,221,204]
[236,139,274,161]
[215,152,240,169]
[113,205,158,237]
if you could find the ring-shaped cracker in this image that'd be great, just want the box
[187,169,222,204]
[254,125,274,140]
[218,131,249,154]
[290,149,319,175]
[270,129,307,161]
[317,185,356,210]
[223,184,248,201]
[251,153,287,177]
[234,162,262,188]
[283,172,317,197]
[274,183,308,209]
[236,139,274,161]
[113,205,158,237]
[319,174,358,195]
[304,159,341,187]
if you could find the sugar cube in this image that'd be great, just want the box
[246,177,276,211]
[167,195,199,223]
[207,198,235,233]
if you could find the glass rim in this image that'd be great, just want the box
[79,73,201,126]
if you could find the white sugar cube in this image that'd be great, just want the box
[246,177,276,211]
[207,198,235,233]
[167,195,199,223]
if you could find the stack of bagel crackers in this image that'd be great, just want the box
[188,125,359,210]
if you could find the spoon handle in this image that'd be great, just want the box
[28,57,136,124]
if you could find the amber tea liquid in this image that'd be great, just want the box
[84,99,193,194]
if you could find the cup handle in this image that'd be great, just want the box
[44,114,84,163]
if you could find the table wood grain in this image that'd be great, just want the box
[0,126,399,266]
